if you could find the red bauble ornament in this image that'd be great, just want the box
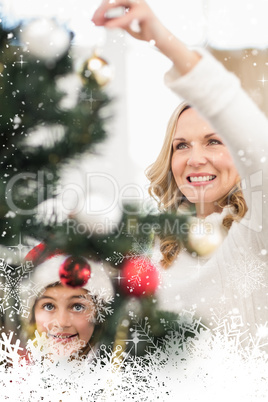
[120,258,159,297]
[59,256,91,288]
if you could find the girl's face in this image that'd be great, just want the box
[34,285,95,356]
[171,107,239,217]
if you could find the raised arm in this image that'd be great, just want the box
[93,0,268,238]
[92,0,201,75]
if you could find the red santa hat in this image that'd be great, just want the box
[22,243,114,313]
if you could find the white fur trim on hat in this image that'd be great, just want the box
[21,255,114,313]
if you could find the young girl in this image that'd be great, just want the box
[92,1,268,347]
[21,245,114,358]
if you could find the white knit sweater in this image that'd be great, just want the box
[155,51,268,347]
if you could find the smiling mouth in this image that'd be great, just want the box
[187,175,216,183]
[48,333,78,340]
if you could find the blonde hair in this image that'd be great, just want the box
[146,102,247,268]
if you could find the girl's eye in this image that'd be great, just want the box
[72,303,85,312]
[175,142,188,150]
[208,139,222,145]
[43,303,54,311]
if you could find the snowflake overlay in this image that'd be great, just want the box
[0,331,23,366]
[0,258,33,319]
[107,237,155,266]
[107,237,160,288]
[0,311,268,401]
[0,256,114,325]
[0,250,268,400]
[90,287,114,323]
[227,252,267,297]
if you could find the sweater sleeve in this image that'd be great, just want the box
[164,50,268,244]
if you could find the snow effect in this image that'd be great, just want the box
[0,253,267,400]
[227,252,267,297]
[0,310,268,401]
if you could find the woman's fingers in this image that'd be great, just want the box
[92,0,161,43]
[92,0,138,26]
[93,1,201,79]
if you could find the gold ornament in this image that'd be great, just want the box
[187,217,224,256]
[83,54,113,86]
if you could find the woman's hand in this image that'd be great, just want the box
[92,0,201,76]
[92,0,167,44]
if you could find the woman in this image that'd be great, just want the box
[93,1,268,346]
[21,245,114,359]
[147,101,243,261]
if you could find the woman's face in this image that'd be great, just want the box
[171,107,239,216]
[34,285,95,356]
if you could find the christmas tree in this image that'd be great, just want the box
[0,14,193,365]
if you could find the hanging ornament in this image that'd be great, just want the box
[59,256,91,288]
[120,257,159,297]
[186,217,225,257]
[83,53,113,86]
[20,18,70,61]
